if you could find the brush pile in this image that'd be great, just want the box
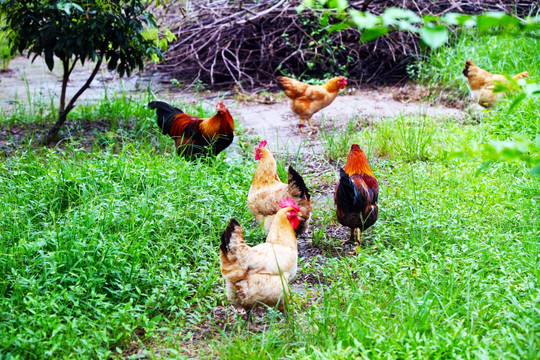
[155,0,535,90]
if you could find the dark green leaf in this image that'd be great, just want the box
[44,50,54,71]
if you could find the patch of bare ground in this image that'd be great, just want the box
[233,85,466,155]
[390,82,469,110]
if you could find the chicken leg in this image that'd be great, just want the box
[306,117,319,131]
[341,228,362,255]
[299,117,307,132]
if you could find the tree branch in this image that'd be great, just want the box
[62,56,103,116]
[42,57,103,145]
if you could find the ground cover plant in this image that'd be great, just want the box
[201,30,540,360]
[0,98,260,358]
[0,0,172,144]
[1,13,539,360]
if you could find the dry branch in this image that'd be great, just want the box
[155,0,536,90]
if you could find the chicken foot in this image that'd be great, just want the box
[343,228,362,255]
[306,117,319,131]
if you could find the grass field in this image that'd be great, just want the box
[1,31,539,359]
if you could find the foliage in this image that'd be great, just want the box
[281,14,351,79]
[0,0,171,143]
[300,1,540,48]
[0,95,256,358]
[301,2,540,175]
[0,13,13,70]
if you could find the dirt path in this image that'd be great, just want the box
[1,55,465,155]
[232,90,464,154]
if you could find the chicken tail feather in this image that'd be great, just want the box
[276,76,287,91]
[462,59,475,78]
[288,166,310,200]
[337,168,368,212]
[220,218,242,255]
[148,101,184,135]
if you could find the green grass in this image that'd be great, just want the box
[210,113,539,359]
[1,30,540,359]
[207,31,540,359]
[0,97,261,358]
[412,30,540,100]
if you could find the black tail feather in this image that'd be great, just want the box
[288,166,310,200]
[337,168,367,212]
[462,60,473,77]
[148,100,183,114]
[220,218,240,254]
[148,101,184,135]
[276,76,286,91]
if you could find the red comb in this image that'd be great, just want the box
[279,197,300,211]
[259,140,267,148]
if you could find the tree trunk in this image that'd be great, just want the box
[41,56,103,145]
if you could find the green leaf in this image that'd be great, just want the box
[477,12,520,32]
[328,0,348,12]
[441,12,460,25]
[531,162,540,176]
[349,10,380,29]
[507,93,527,112]
[361,26,390,42]
[419,24,448,49]
[319,12,329,27]
[382,7,422,26]
[492,83,510,93]
[328,23,350,33]
[44,50,54,71]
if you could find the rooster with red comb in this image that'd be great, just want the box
[148,100,235,159]
[335,144,379,254]
[248,140,312,235]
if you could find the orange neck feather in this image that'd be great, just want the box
[323,78,340,93]
[344,148,374,176]
[200,110,234,136]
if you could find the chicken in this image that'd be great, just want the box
[220,198,300,312]
[247,140,311,235]
[335,144,379,254]
[148,100,235,158]
[463,59,529,108]
[276,75,347,132]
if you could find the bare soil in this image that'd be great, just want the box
[1,56,466,155]
[233,85,464,154]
